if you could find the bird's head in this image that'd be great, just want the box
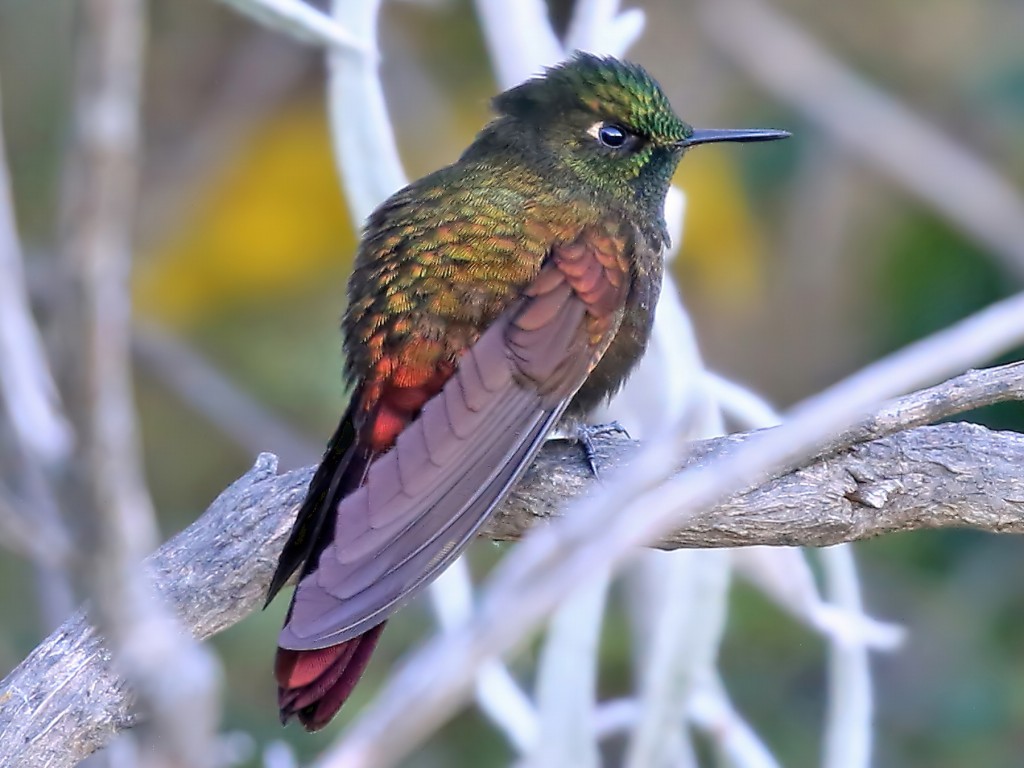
[484,53,788,217]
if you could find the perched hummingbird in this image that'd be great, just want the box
[266,52,788,731]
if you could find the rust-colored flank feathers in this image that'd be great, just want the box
[265,52,788,731]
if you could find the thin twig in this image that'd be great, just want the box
[612,379,726,767]
[133,323,320,468]
[527,569,610,768]
[327,0,405,224]
[0,482,64,566]
[688,678,783,768]
[0,91,74,455]
[429,560,540,754]
[0,76,77,633]
[0,88,75,468]
[624,551,730,768]
[563,0,646,58]
[698,0,1024,281]
[730,547,902,650]
[820,546,873,768]
[214,0,368,53]
[599,678,784,767]
[472,0,563,90]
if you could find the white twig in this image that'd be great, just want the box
[731,547,902,651]
[0,99,74,465]
[563,0,646,58]
[472,0,563,89]
[820,546,873,768]
[708,371,886,767]
[214,0,368,53]
[327,0,407,224]
[429,561,540,754]
[707,372,787,433]
[597,682,783,768]
[688,678,783,768]
[0,70,77,633]
[0,483,64,566]
[593,699,697,767]
[595,144,724,768]
[624,551,731,768]
[584,161,709,768]
[591,191,694,437]
[527,569,610,768]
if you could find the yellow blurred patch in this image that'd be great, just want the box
[674,150,766,303]
[134,102,354,326]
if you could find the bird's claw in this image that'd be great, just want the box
[574,421,631,479]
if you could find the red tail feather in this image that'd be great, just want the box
[275,623,387,731]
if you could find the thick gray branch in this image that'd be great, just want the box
[0,422,1022,766]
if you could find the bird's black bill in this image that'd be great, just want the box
[678,128,791,148]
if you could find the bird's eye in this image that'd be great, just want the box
[597,123,628,148]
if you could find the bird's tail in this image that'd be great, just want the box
[275,622,386,731]
[268,399,385,730]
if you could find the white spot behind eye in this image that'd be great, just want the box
[586,122,604,140]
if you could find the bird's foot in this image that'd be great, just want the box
[573,421,630,479]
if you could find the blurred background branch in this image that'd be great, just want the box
[698,0,1024,281]
[133,323,320,467]
[0,84,77,632]
[214,0,367,53]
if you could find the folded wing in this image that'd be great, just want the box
[280,232,631,650]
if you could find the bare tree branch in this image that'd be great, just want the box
[3,392,1024,766]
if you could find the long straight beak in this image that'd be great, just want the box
[677,128,791,148]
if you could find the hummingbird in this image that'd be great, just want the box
[266,52,788,731]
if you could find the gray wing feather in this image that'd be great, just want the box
[280,268,606,650]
